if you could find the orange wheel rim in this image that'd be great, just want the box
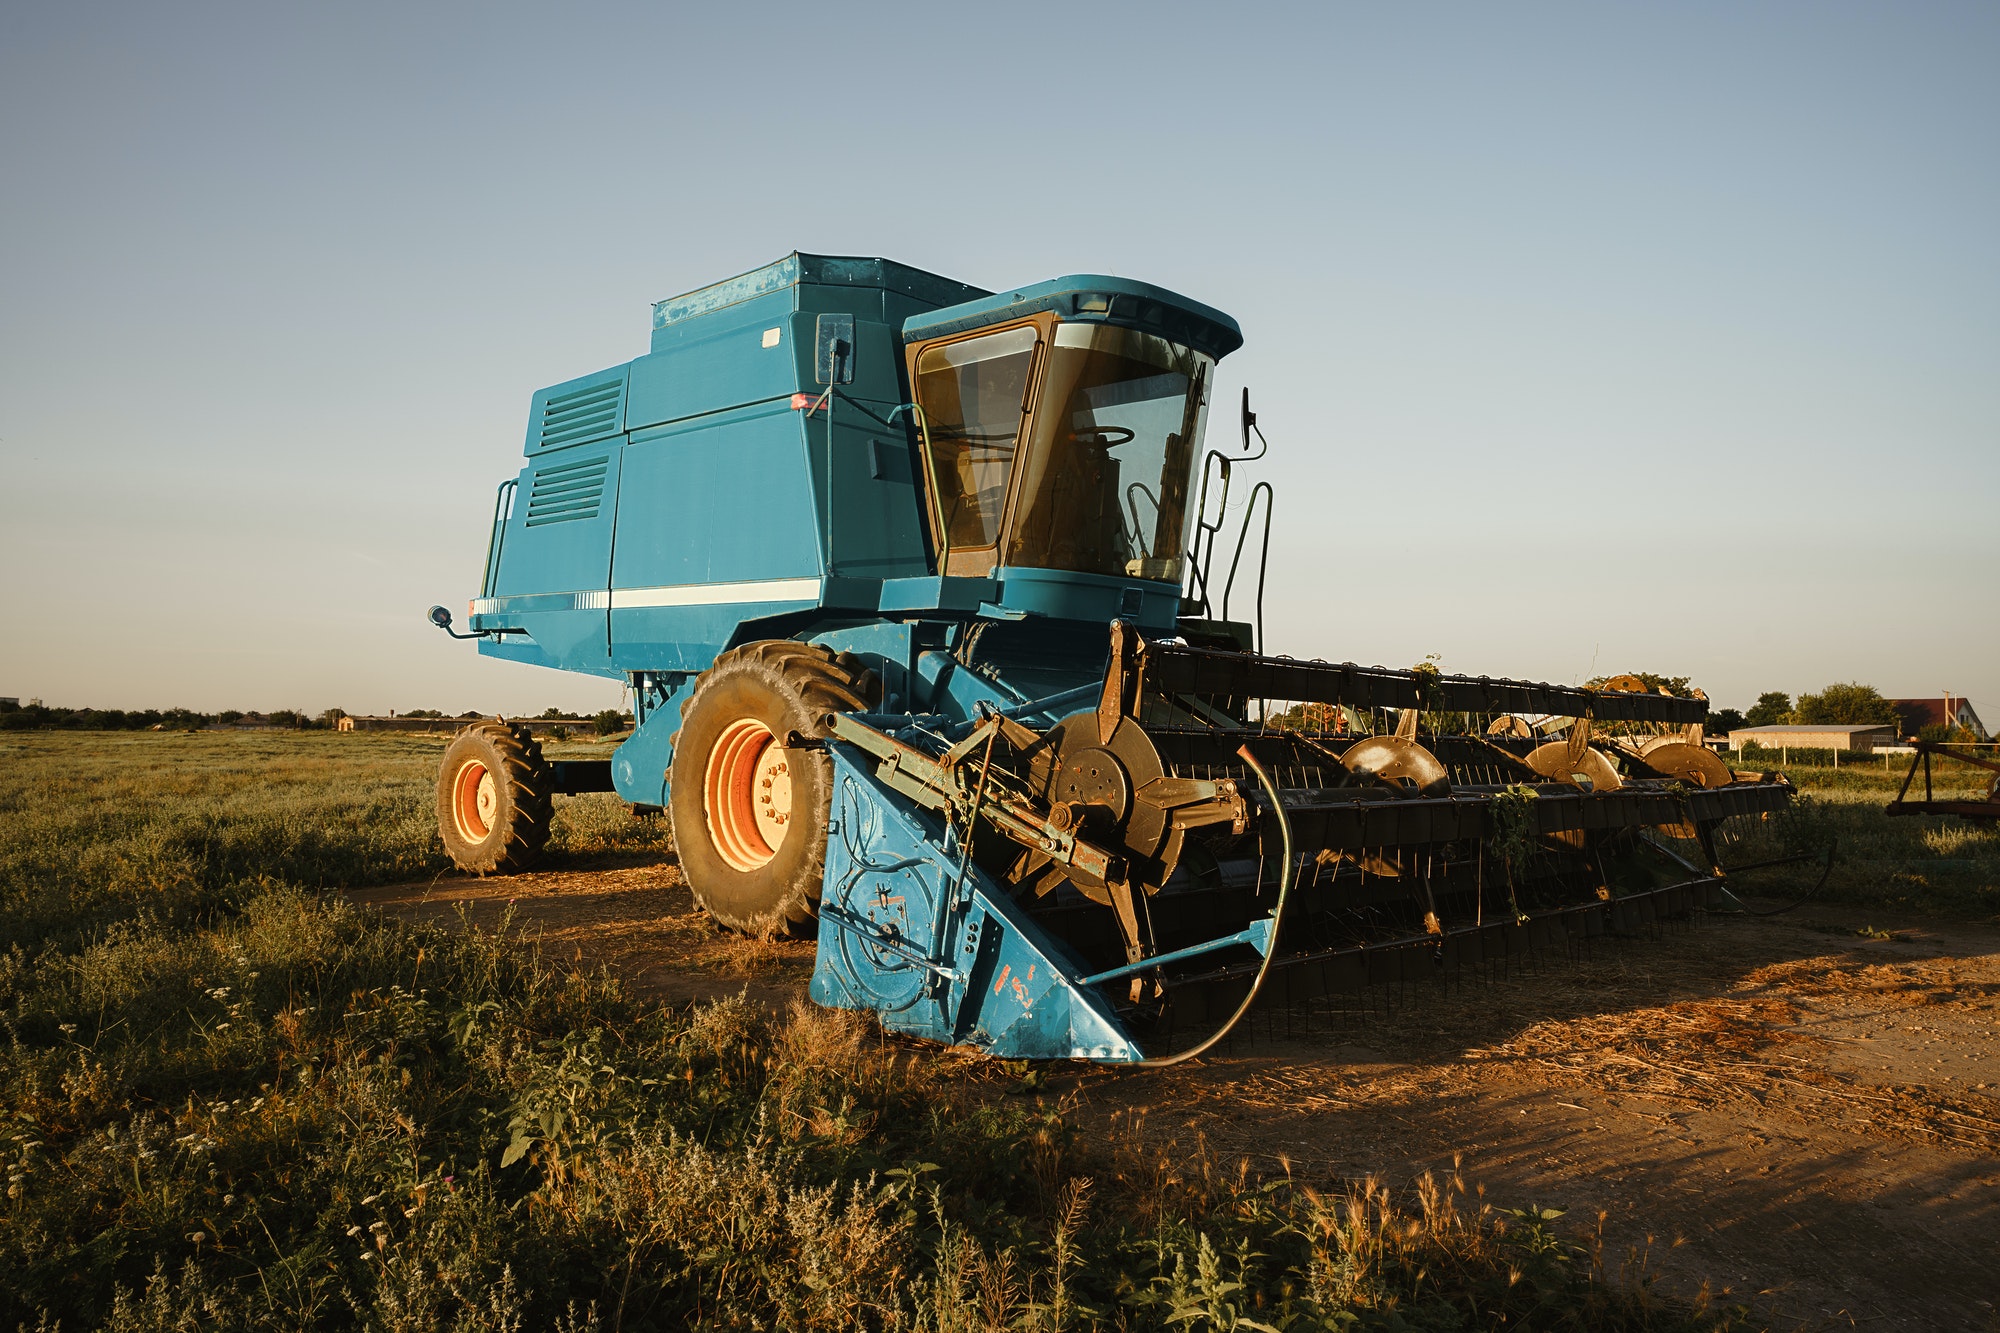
[704,718,792,871]
[452,758,498,842]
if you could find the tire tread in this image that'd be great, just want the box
[671,640,878,936]
[437,720,553,875]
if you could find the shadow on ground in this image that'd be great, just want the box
[350,865,2000,1333]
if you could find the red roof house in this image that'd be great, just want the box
[1887,695,1987,741]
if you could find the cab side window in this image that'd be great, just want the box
[912,325,1039,564]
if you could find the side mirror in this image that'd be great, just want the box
[815,313,855,386]
[428,605,454,630]
[1240,387,1256,453]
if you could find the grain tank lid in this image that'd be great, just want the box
[901,275,1244,361]
[651,253,990,329]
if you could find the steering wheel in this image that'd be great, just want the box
[1068,425,1135,447]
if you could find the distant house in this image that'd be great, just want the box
[1727,724,1897,754]
[338,715,475,734]
[336,715,592,737]
[1886,695,1987,741]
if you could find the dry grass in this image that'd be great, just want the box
[0,732,1756,1330]
[1713,760,1998,921]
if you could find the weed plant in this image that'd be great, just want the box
[2,734,1746,1329]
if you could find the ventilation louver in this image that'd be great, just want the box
[536,379,623,450]
[525,455,609,527]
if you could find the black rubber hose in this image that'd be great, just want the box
[1133,744,1295,1069]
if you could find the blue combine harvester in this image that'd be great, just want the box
[429,254,1794,1063]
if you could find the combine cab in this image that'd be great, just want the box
[430,254,1794,1062]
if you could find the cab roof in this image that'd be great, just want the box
[901,274,1244,361]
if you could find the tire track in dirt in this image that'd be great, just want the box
[1060,907,2000,1332]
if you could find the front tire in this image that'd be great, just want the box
[670,641,876,936]
[437,720,553,874]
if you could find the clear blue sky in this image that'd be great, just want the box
[3,2,1994,719]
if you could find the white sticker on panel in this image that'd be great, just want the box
[761,327,782,348]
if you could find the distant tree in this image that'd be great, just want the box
[592,709,626,737]
[1263,701,1354,734]
[1911,721,1979,744]
[320,707,347,727]
[540,707,566,720]
[1708,707,1746,734]
[403,709,444,719]
[1587,671,1695,697]
[0,698,17,714]
[459,710,481,719]
[269,709,304,729]
[1794,682,1901,728]
[218,710,244,726]
[1744,692,1792,728]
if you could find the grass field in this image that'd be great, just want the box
[3,732,1992,1330]
[1717,755,1999,922]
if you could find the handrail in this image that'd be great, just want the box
[1186,392,1271,624]
[889,402,950,573]
[1185,450,1232,614]
[1221,481,1273,653]
[480,479,517,599]
[1126,481,1160,558]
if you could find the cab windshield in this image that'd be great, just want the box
[1008,323,1211,582]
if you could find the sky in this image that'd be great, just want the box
[2,1,1995,720]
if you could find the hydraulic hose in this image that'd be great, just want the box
[1133,743,1295,1069]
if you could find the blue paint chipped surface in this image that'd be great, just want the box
[810,745,1138,1062]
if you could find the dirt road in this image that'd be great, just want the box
[350,861,2000,1331]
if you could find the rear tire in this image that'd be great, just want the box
[670,641,876,936]
[437,720,553,874]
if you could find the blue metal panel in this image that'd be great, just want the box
[816,410,932,580]
[633,259,982,434]
[475,634,555,672]
[627,292,804,432]
[510,608,614,675]
[793,313,906,408]
[652,257,806,330]
[652,253,987,343]
[808,622,938,715]
[524,366,630,455]
[492,448,622,594]
[810,745,1139,1061]
[473,446,621,675]
[615,406,820,582]
[609,677,695,804]
[916,647,1028,719]
[609,594,822,674]
[993,567,1180,632]
[878,576,999,614]
[626,311,928,584]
